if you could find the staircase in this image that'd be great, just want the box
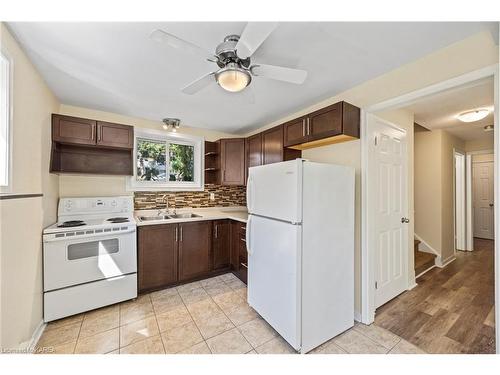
[414,239,437,277]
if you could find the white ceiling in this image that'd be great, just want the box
[7,22,498,134]
[404,77,494,141]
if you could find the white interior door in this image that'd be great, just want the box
[368,114,409,308]
[473,160,494,239]
[455,151,466,250]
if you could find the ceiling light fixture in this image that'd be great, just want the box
[215,63,251,93]
[162,118,180,132]
[457,109,489,123]
[484,124,494,132]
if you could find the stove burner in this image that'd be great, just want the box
[107,217,129,223]
[57,220,86,228]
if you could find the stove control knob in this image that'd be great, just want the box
[111,200,117,207]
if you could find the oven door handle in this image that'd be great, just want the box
[43,227,136,242]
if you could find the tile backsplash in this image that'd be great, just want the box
[134,184,246,210]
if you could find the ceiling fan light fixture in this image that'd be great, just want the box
[215,63,251,93]
[457,109,489,123]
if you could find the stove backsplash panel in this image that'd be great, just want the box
[134,184,246,210]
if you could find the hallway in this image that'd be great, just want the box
[374,238,495,353]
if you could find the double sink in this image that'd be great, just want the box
[137,212,202,222]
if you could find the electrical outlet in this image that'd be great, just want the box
[209,193,215,201]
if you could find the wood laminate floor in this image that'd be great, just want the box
[375,238,495,354]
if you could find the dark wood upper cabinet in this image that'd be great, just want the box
[138,224,178,293]
[212,219,231,271]
[220,138,245,185]
[50,114,134,175]
[283,117,306,148]
[262,125,284,165]
[178,221,211,281]
[283,101,360,149]
[97,121,134,149]
[245,133,263,181]
[52,114,97,146]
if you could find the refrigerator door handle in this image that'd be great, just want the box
[246,215,252,256]
[246,175,253,212]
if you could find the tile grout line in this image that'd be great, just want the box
[174,286,208,353]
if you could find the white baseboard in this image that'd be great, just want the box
[407,281,418,290]
[436,255,456,268]
[19,320,46,353]
[354,310,362,322]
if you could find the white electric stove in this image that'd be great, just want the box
[43,196,137,322]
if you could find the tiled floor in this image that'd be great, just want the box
[36,272,424,354]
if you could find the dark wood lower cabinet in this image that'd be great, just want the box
[138,224,178,292]
[212,220,231,270]
[138,219,245,293]
[231,221,247,284]
[178,221,211,282]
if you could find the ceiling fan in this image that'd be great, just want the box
[150,23,308,94]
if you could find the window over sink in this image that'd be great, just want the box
[128,128,204,191]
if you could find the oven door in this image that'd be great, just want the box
[43,229,137,291]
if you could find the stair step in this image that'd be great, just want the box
[414,249,436,276]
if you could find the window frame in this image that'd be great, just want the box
[127,128,204,191]
[0,49,13,193]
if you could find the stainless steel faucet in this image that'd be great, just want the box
[157,194,169,215]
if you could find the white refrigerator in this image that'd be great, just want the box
[246,159,355,353]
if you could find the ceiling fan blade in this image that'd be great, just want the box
[251,64,307,84]
[235,22,278,59]
[181,72,216,95]
[150,29,217,62]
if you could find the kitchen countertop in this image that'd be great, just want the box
[134,206,248,226]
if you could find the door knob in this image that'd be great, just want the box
[401,217,410,223]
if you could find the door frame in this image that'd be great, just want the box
[360,64,499,356]
[454,149,466,252]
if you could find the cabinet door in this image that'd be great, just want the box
[307,102,342,141]
[138,224,178,292]
[262,125,284,165]
[52,114,97,146]
[178,221,211,281]
[97,121,134,149]
[283,117,307,147]
[212,220,231,270]
[220,138,245,185]
[245,133,262,182]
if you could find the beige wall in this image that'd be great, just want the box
[414,131,443,252]
[465,136,494,152]
[0,23,60,349]
[414,129,465,262]
[57,105,240,198]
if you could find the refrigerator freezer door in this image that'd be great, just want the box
[247,214,302,351]
[247,159,302,223]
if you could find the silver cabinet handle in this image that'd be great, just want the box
[306,118,311,135]
[240,263,248,269]
[180,226,183,241]
[302,118,306,136]
[175,226,178,242]
[401,217,410,223]
[214,224,218,239]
